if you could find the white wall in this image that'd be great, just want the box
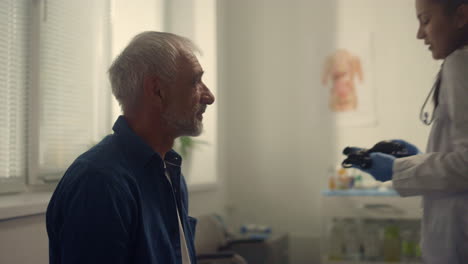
[218,0,439,263]
[0,215,48,264]
[218,0,337,263]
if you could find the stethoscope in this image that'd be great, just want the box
[420,66,443,126]
[420,46,468,125]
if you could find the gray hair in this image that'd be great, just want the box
[108,31,199,112]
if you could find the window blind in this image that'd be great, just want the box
[0,0,29,187]
[37,0,110,180]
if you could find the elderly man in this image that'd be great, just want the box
[46,31,215,264]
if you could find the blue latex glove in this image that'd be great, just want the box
[391,139,421,156]
[353,152,395,182]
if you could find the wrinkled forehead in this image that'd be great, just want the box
[173,52,203,78]
[180,52,202,72]
[185,52,201,66]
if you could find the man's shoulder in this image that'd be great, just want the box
[60,135,136,191]
[47,136,140,236]
[77,134,123,166]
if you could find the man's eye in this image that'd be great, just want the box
[420,17,430,25]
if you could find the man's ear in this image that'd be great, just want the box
[455,4,468,29]
[143,75,164,103]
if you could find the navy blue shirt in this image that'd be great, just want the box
[46,116,197,264]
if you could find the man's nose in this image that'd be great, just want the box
[201,85,215,105]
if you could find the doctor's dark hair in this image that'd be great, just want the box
[108,31,199,113]
[431,0,468,14]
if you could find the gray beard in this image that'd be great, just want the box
[162,111,203,137]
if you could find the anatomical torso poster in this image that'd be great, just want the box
[322,32,377,127]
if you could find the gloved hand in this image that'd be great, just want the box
[353,152,395,182]
[391,139,421,156]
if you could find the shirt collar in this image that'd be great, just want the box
[112,115,183,168]
[165,149,183,167]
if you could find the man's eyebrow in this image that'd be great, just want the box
[417,11,428,19]
[195,71,204,78]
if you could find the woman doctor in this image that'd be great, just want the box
[353,0,468,263]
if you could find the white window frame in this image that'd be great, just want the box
[26,0,112,186]
[0,0,32,194]
[0,0,109,219]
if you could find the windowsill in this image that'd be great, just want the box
[188,182,218,193]
[0,192,52,221]
[0,182,218,221]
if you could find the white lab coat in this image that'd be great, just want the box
[393,46,468,264]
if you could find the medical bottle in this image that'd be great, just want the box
[337,168,349,190]
[354,174,364,189]
[383,221,401,262]
[401,228,416,263]
[414,224,422,262]
[327,166,337,190]
[343,218,361,261]
[362,220,381,261]
[328,218,344,261]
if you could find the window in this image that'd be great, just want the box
[30,0,112,183]
[0,0,111,193]
[0,0,29,193]
[164,0,218,187]
[1,0,217,193]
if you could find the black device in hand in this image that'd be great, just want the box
[342,141,412,169]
